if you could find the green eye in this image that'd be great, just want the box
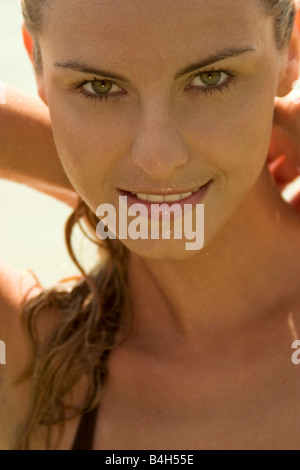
[90,80,113,94]
[199,71,222,86]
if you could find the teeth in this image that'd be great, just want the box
[147,194,165,203]
[164,194,184,202]
[135,193,149,201]
[133,188,200,203]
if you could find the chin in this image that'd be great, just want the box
[120,237,205,261]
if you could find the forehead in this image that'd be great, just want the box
[41,0,271,71]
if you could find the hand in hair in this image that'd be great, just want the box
[268,88,300,211]
[267,6,300,210]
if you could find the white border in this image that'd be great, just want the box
[0,81,7,104]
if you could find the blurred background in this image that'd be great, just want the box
[0,0,82,287]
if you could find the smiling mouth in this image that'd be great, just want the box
[130,188,200,203]
[122,180,212,203]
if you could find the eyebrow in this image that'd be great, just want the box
[53,46,257,82]
[174,46,257,79]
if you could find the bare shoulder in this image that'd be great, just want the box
[0,260,41,447]
[0,259,42,362]
[0,259,64,376]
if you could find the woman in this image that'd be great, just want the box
[1,0,300,450]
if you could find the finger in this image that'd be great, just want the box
[268,155,299,190]
[273,92,300,134]
[290,191,300,212]
[268,125,300,169]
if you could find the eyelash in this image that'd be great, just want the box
[189,68,237,96]
[73,68,237,103]
[75,85,125,103]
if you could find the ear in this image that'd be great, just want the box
[22,23,48,105]
[296,6,300,33]
[22,23,34,62]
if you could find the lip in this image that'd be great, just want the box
[118,179,213,218]
[120,185,206,196]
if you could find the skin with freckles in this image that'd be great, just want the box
[13,0,300,449]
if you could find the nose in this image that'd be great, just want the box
[131,104,189,179]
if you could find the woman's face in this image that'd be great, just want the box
[36,0,292,260]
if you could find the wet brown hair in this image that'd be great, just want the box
[15,201,131,449]
[18,0,297,450]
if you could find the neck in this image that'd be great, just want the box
[124,164,300,347]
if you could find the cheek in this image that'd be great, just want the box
[187,84,275,187]
[47,96,132,206]
[224,94,274,188]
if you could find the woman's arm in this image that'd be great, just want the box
[0,84,78,208]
